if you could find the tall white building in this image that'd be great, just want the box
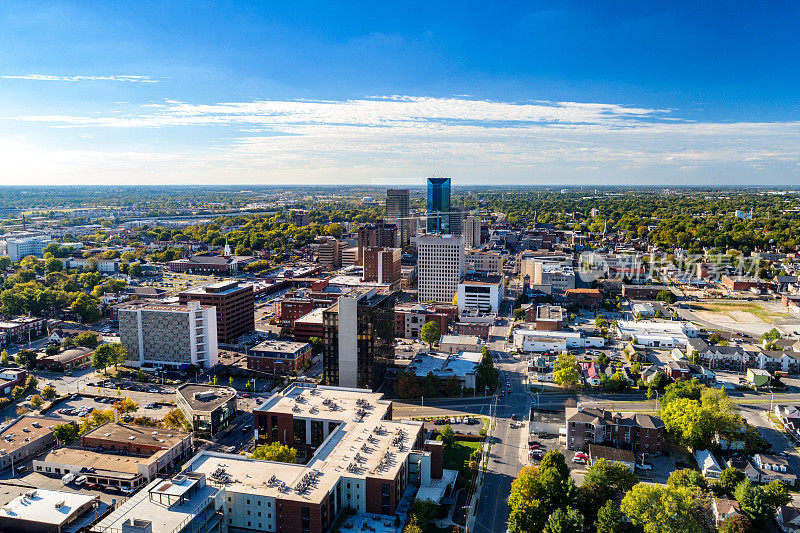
[118,302,219,369]
[4,235,52,261]
[416,233,465,303]
[464,216,482,248]
[457,274,504,314]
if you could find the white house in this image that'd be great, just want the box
[695,449,722,479]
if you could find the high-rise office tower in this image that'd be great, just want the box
[416,233,465,303]
[464,215,482,248]
[386,189,410,247]
[322,288,395,391]
[426,177,451,234]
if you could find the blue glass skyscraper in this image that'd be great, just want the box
[426,177,451,234]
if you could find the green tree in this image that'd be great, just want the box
[620,484,702,533]
[128,262,142,277]
[764,480,791,509]
[74,331,100,347]
[718,514,754,533]
[656,290,677,305]
[92,343,113,374]
[116,396,139,415]
[162,408,191,431]
[0,350,8,366]
[71,293,101,323]
[667,468,708,491]
[543,507,583,533]
[475,349,499,393]
[508,452,579,533]
[41,385,57,400]
[595,314,607,328]
[761,328,782,342]
[420,321,441,350]
[25,373,37,389]
[308,336,323,355]
[44,257,63,273]
[78,271,101,289]
[713,468,745,496]
[11,385,24,399]
[251,442,298,463]
[440,424,456,447]
[52,422,79,444]
[15,349,37,370]
[30,394,43,409]
[595,500,622,533]
[553,353,581,389]
[734,480,771,523]
[583,458,638,493]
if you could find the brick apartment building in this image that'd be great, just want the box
[394,303,457,339]
[362,247,401,285]
[451,321,491,340]
[248,340,312,375]
[179,280,254,344]
[565,406,665,454]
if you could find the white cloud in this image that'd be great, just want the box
[2,74,157,83]
[0,95,799,184]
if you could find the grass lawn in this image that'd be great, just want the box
[691,301,790,322]
[443,440,482,489]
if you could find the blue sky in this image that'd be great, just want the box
[1,1,799,186]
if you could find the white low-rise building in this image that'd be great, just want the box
[616,320,699,348]
[513,329,604,353]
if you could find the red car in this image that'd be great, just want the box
[240,393,250,398]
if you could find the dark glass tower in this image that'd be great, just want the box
[426,177,451,234]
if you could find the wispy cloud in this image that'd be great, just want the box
[1,74,157,83]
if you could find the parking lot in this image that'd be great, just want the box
[420,416,486,437]
[47,394,174,423]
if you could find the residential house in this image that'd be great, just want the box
[712,498,741,526]
[776,505,800,533]
[725,455,761,483]
[582,362,602,386]
[665,360,716,383]
[753,454,797,485]
[695,449,723,479]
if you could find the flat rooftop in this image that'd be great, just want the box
[0,416,59,457]
[181,280,248,296]
[93,475,219,533]
[0,488,97,526]
[251,340,310,356]
[440,334,480,345]
[177,384,237,412]
[536,305,563,320]
[187,416,422,503]
[83,422,190,449]
[37,448,147,477]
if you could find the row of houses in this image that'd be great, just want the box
[696,448,797,486]
[684,338,800,374]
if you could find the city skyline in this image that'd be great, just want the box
[1,2,799,186]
